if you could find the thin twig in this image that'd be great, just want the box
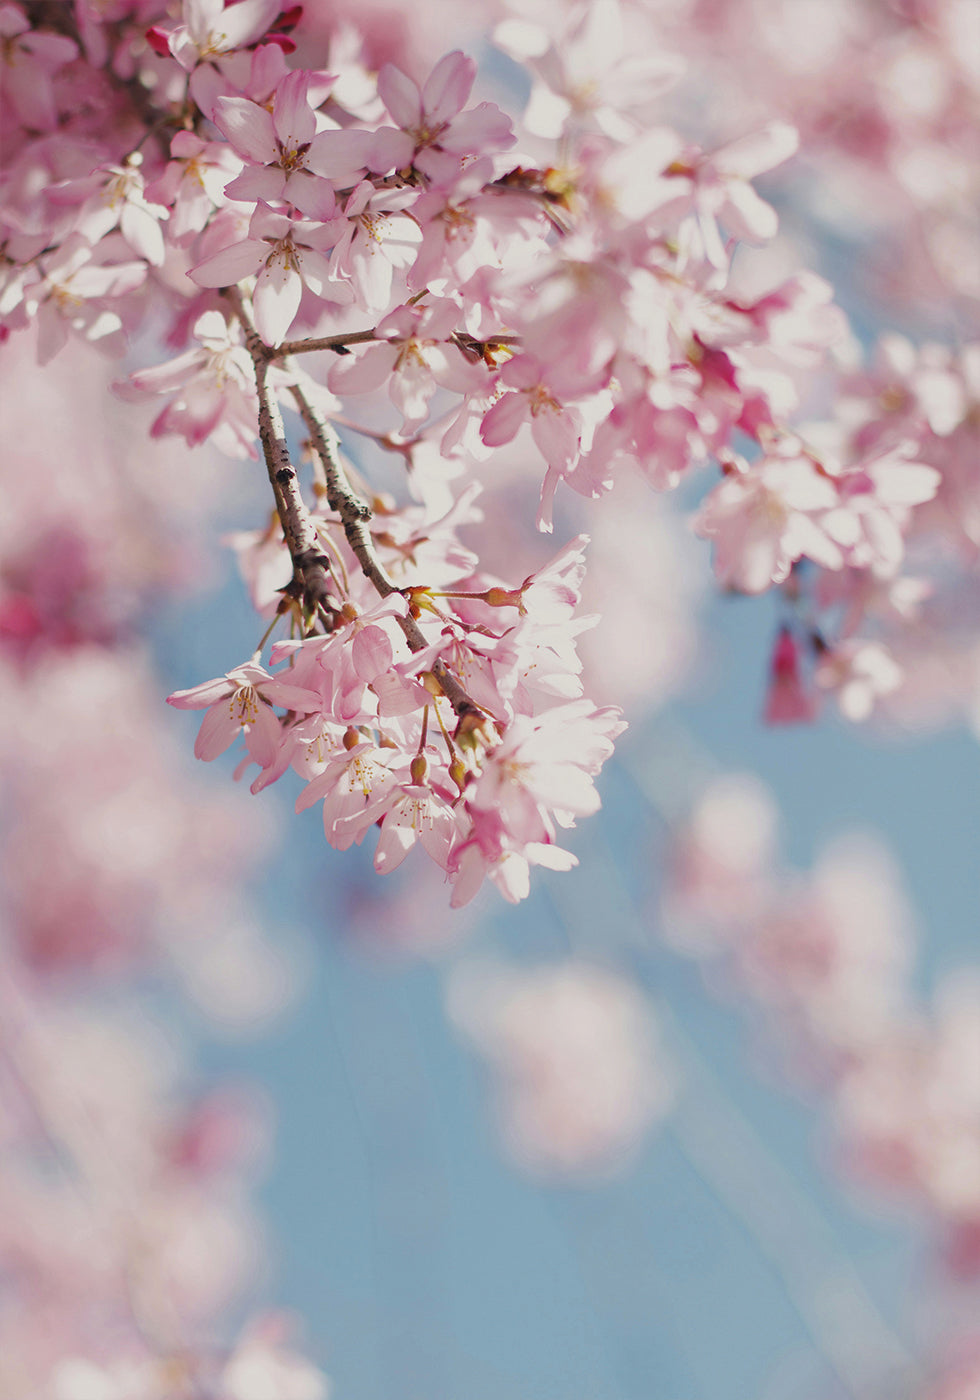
[226,289,480,720]
[268,328,380,359]
[287,375,481,723]
[228,289,338,617]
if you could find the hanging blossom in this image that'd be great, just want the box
[0,0,971,909]
[118,309,261,457]
[190,203,351,345]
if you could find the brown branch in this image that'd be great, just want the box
[267,328,380,359]
[287,377,396,597]
[287,376,481,723]
[227,290,482,722]
[228,290,338,617]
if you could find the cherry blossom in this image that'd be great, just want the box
[376,49,516,181]
[191,204,350,344]
[329,297,485,431]
[494,0,683,143]
[149,0,283,72]
[167,660,319,768]
[3,0,980,1389]
[694,444,844,593]
[119,309,259,456]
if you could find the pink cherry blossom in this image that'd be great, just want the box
[448,959,674,1175]
[145,130,244,244]
[295,740,404,851]
[376,49,515,181]
[495,0,683,143]
[150,0,283,73]
[659,122,800,269]
[467,700,625,846]
[374,781,463,874]
[167,660,319,769]
[25,234,147,365]
[190,203,350,345]
[119,309,259,457]
[329,297,485,432]
[215,69,375,219]
[327,181,422,313]
[51,155,170,267]
[694,444,844,593]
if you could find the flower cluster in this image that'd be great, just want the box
[3,0,973,869]
[170,534,624,905]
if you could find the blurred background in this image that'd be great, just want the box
[2,1,979,1397]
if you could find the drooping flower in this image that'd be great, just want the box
[190,203,350,345]
[167,661,319,769]
[694,443,844,594]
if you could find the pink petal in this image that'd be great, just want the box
[168,676,233,709]
[366,127,415,175]
[243,701,283,769]
[440,103,514,155]
[390,356,435,429]
[374,810,417,873]
[421,51,475,125]
[352,625,393,681]
[418,799,459,868]
[190,239,266,288]
[252,258,302,344]
[377,63,421,131]
[480,392,528,447]
[716,121,799,179]
[720,182,778,245]
[120,204,166,266]
[531,404,581,470]
[213,96,279,165]
[216,0,282,49]
[194,699,241,760]
[307,128,373,182]
[329,343,395,395]
[22,30,78,67]
[224,165,287,204]
[273,69,316,146]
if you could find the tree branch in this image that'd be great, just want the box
[268,328,379,359]
[287,376,481,723]
[228,290,338,617]
[226,288,480,722]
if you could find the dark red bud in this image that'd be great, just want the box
[145,25,172,57]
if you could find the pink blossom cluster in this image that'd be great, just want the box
[757,336,980,728]
[0,967,324,1400]
[663,774,980,1283]
[2,0,973,897]
[1,0,978,1387]
[170,532,625,906]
